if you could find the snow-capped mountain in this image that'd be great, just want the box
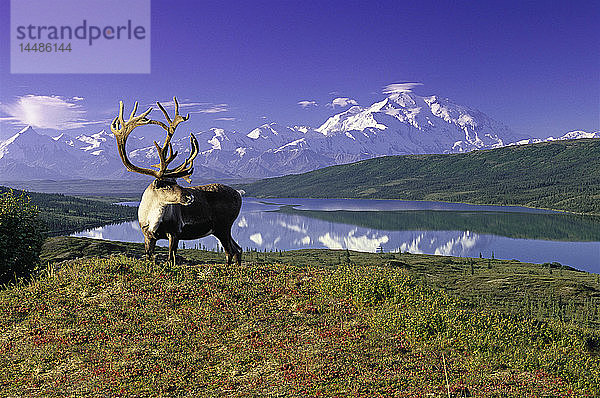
[510,130,600,145]
[0,92,597,181]
[177,92,528,177]
[313,92,520,155]
[0,126,238,180]
[0,126,87,179]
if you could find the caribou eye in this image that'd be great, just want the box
[155,179,174,189]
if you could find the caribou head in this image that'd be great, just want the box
[111,97,243,266]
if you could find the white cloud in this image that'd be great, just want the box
[215,117,236,121]
[249,232,263,246]
[383,82,423,95]
[297,100,317,108]
[0,94,95,130]
[318,230,389,252]
[72,96,84,101]
[199,104,228,113]
[278,220,308,234]
[74,227,105,240]
[398,234,425,254]
[434,231,479,256]
[150,99,229,114]
[327,97,358,108]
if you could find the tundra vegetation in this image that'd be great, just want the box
[1,236,599,396]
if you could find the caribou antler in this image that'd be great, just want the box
[110,97,198,181]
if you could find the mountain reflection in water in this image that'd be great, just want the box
[72,198,600,273]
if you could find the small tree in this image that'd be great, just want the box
[0,190,46,284]
[344,249,351,265]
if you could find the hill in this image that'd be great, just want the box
[0,187,137,235]
[1,240,599,396]
[41,236,600,328]
[240,139,600,215]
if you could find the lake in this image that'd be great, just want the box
[72,197,600,273]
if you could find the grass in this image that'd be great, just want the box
[41,237,600,329]
[1,237,599,396]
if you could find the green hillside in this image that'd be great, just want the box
[240,139,600,215]
[0,187,137,235]
[1,238,599,396]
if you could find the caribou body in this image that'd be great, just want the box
[111,97,242,266]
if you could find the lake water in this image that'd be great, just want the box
[72,197,600,274]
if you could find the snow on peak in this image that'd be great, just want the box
[247,127,262,140]
[0,126,41,156]
[208,131,226,150]
[561,130,599,140]
[508,130,599,146]
[17,125,36,135]
[367,98,390,113]
[314,90,523,153]
[0,94,595,181]
[316,105,366,136]
[387,92,418,107]
[76,130,112,152]
[247,123,281,140]
[293,125,311,134]
[91,130,110,139]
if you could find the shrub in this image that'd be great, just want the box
[0,190,46,284]
[320,265,600,393]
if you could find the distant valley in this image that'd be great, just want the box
[240,139,600,216]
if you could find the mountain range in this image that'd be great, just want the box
[0,92,597,181]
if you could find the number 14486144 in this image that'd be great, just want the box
[19,42,72,52]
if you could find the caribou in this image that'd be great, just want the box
[110,97,242,266]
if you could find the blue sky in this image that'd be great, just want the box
[0,0,598,140]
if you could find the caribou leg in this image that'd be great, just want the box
[144,236,157,263]
[167,233,179,267]
[215,230,242,266]
[231,238,242,266]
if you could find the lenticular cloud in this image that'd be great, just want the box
[0,95,87,130]
[383,82,423,95]
[329,97,358,108]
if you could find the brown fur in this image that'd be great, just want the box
[139,181,242,266]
